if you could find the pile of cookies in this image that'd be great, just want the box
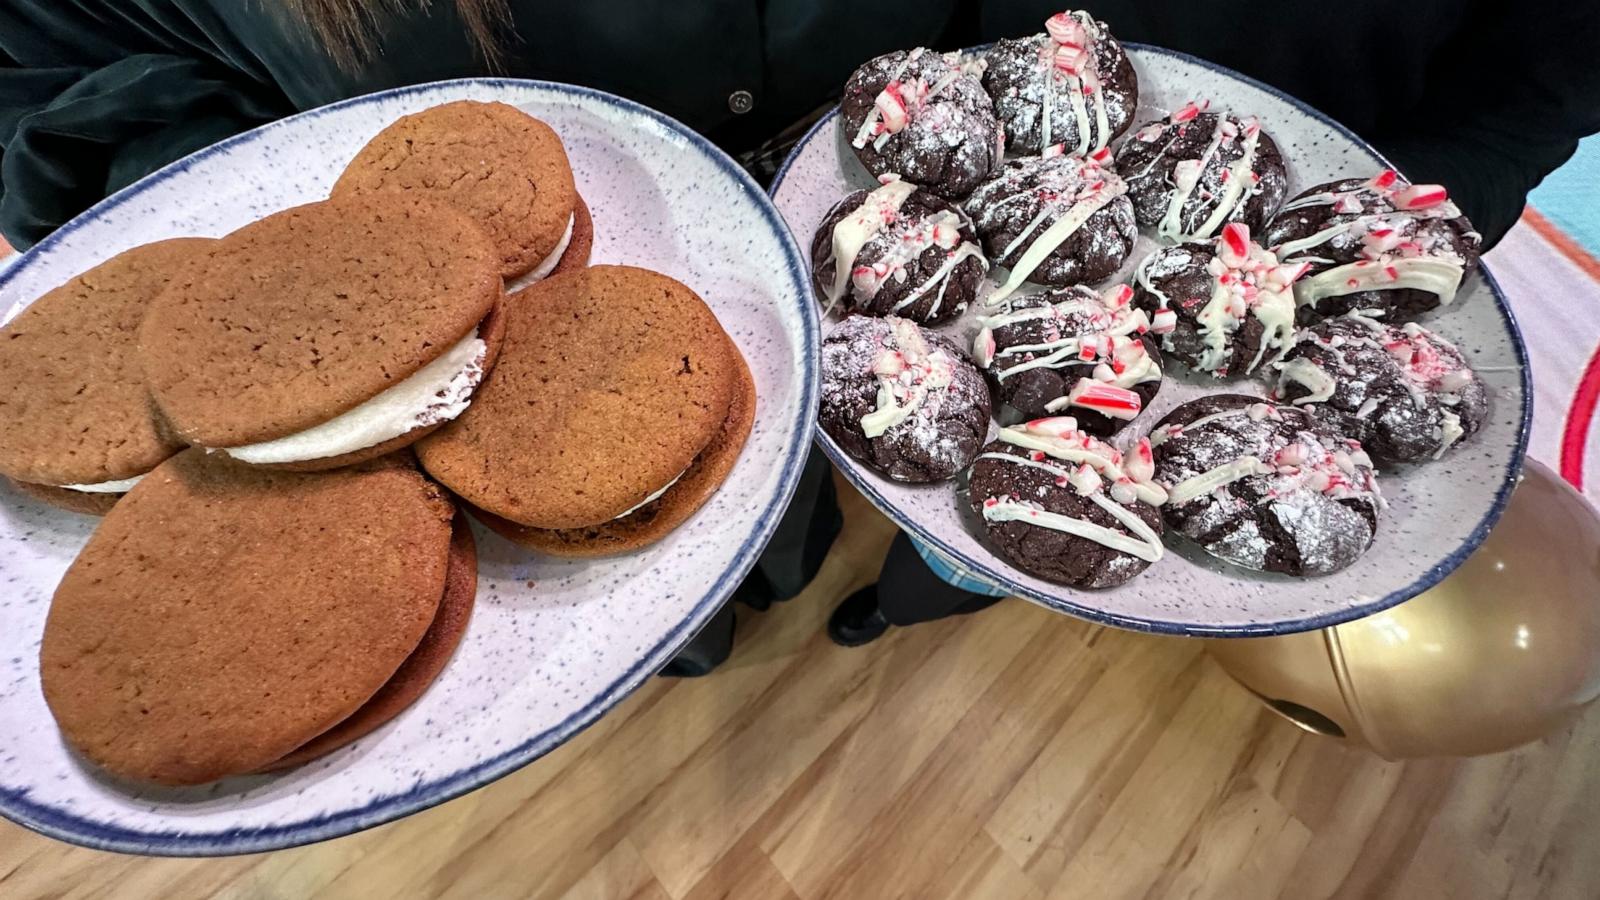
[0,100,752,785]
[816,9,1487,587]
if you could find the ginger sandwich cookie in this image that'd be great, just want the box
[417,265,755,556]
[0,238,213,514]
[138,195,507,471]
[333,100,591,282]
[39,452,465,786]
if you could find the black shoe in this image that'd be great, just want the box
[828,585,891,647]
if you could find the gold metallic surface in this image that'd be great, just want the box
[1208,458,1600,759]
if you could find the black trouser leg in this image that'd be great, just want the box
[661,601,737,677]
[874,532,1002,627]
[737,449,840,609]
[663,450,841,675]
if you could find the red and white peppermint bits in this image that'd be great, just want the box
[1124,437,1156,482]
[874,82,910,134]
[1100,283,1134,309]
[1366,169,1400,191]
[1045,12,1089,48]
[1391,183,1449,211]
[1052,43,1089,76]
[1067,378,1142,420]
[1217,222,1252,268]
[1171,99,1209,124]
[1150,308,1179,334]
[1041,142,1067,158]
[871,349,905,378]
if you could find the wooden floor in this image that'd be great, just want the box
[4,477,1600,900]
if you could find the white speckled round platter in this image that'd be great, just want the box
[772,44,1530,637]
[0,79,817,855]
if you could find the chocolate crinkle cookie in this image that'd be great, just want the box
[982,10,1138,157]
[973,283,1162,435]
[810,177,988,326]
[1115,103,1289,245]
[966,150,1137,303]
[842,48,1003,199]
[1272,316,1489,465]
[1261,171,1482,323]
[820,315,991,482]
[967,417,1166,588]
[1130,223,1303,379]
[1150,394,1382,577]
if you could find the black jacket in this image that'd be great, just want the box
[2,0,1596,249]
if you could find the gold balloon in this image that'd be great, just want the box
[1207,458,1600,759]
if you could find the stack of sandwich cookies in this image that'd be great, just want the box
[0,238,213,515]
[39,451,469,784]
[333,100,591,282]
[417,266,754,556]
[258,508,477,773]
[138,195,507,471]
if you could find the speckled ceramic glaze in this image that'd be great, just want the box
[773,45,1530,636]
[0,80,816,855]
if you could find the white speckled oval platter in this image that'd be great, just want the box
[772,45,1530,636]
[0,79,817,855]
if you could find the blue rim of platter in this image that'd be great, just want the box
[770,42,1533,638]
[0,78,821,856]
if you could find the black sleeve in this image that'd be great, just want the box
[0,5,288,251]
[1373,2,1600,248]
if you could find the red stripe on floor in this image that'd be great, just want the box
[1523,208,1600,489]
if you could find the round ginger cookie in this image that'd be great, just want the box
[333,100,578,280]
[416,265,737,530]
[0,238,211,493]
[472,339,754,555]
[259,510,477,772]
[138,195,502,454]
[39,451,454,786]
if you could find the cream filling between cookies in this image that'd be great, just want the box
[58,474,145,494]
[221,329,487,465]
[524,213,576,283]
[611,469,689,521]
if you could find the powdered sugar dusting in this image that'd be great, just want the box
[820,315,990,482]
[982,13,1137,156]
[842,50,1003,198]
[1152,396,1381,576]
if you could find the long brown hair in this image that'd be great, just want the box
[282,0,513,71]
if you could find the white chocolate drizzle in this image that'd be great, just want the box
[1274,357,1337,405]
[1271,173,1473,308]
[821,178,918,311]
[859,318,955,438]
[978,155,1127,305]
[975,417,1166,561]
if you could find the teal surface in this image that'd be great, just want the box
[1530,134,1600,254]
